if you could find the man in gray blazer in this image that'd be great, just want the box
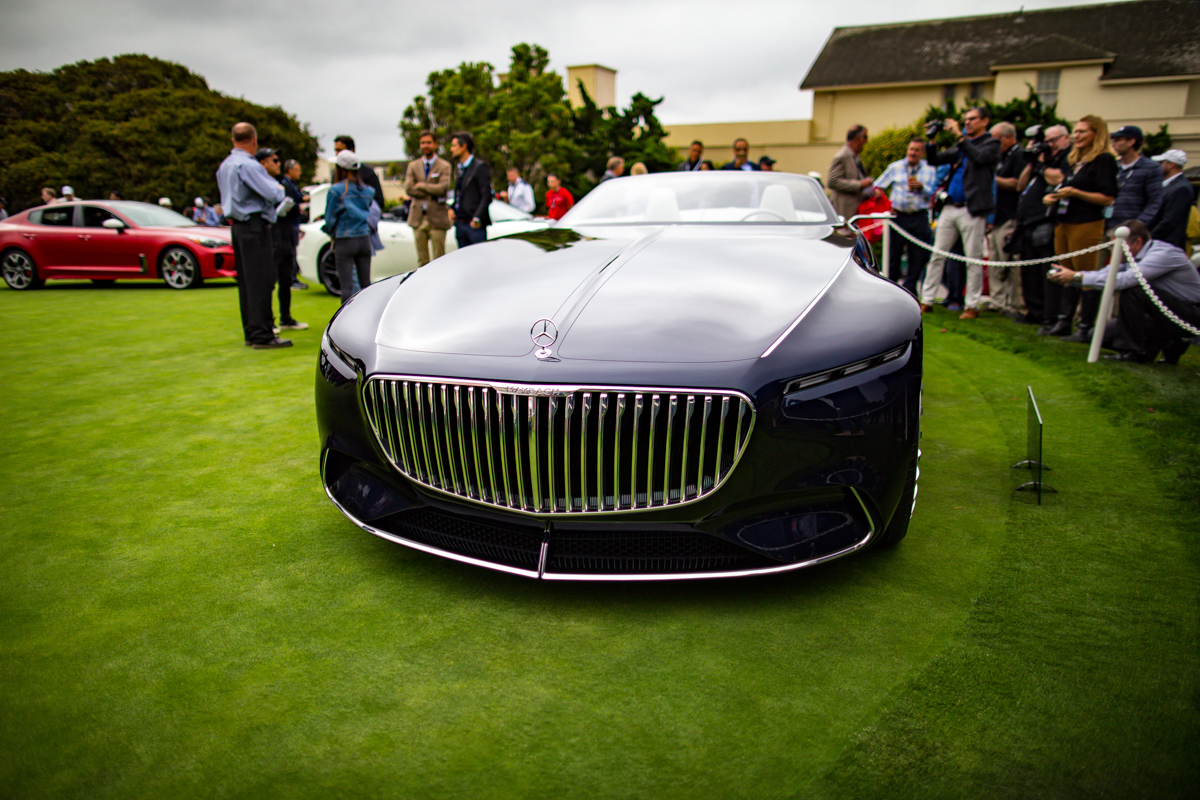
[405,130,453,267]
[827,125,873,221]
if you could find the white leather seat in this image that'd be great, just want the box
[758,184,797,221]
[644,187,681,222]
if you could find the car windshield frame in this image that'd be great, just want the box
[557,172,839,227]
[107,201,198,228]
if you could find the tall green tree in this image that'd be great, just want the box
[399,43,676,209]
[399,44,577,210]
[568,83,677,197]
[0,55,318,212]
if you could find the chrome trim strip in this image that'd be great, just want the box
[564,393,574,511]
[614,393,625,510]
[528,396,541,512]
[680,395,694,502]
[547,395,558,512]
[697,395,711,495]
[631,395,643,509]
[759,255,851,358]
[361,376,756,519]
[323,448,875,581]
[481,387,497,504]
[468,387,484,502]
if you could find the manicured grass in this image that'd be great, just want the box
[0,280,1197,798]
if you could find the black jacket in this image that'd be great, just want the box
[926,132,1000,217]
[1150,177,1196,251]
[453,156,492,227]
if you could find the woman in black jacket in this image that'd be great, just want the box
[1043,114,1118,340]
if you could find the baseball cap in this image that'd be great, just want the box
[254,147,277,161]
[62,186,74,196]
[1151,149,1188,166]
[194,197,205,207]
[759,155,777,166]
[1110,125,1143,142]
[334,150,360,170]
[158,197,172,207]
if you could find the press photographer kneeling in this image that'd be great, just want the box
[1048,220,1200,363]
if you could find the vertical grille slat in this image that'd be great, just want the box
[365,379,754,515]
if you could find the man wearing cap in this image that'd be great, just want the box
[758,155,776,172]
[1109,126,1162,233]
[216,122,290,349]
[191,197,220,226]
[58,187,77,203]
[1150,150,1195,251]
[256,147,306,334]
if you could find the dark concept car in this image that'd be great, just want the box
[317,172,922,580]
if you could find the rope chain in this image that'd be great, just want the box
[883,219,1113,268]
[878,219,1199,336]
[1120,240,1200,336]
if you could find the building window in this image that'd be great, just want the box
[968,82,985,100]
[943,84,956,110]
[1036,70,1060,107]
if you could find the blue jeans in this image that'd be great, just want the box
[455,220,488,247]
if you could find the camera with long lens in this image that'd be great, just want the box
[1024,124,1050,160]
[924,119,945,138]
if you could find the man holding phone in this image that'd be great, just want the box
[873,137,937,292]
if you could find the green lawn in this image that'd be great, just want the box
[1,279,1197,798]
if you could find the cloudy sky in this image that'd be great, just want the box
[1,0,1122,161]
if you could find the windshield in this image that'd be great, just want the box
[110,202,197,228]
[559,172,837,226]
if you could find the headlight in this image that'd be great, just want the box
[185,235,228,248]
[785,344,908,395]
[320,330,360,386]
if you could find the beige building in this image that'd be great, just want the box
[665,0,1200,177]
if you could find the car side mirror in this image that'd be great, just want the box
[102,218,127,231]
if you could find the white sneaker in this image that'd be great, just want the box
[279,320,309,331]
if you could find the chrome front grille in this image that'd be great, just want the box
[363,377,755,515]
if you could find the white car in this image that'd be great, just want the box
[296,183,549,296]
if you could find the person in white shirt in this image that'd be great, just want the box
[500,167,535,214]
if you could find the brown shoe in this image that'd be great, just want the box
[920,303,934,313]
[959,308,979,320]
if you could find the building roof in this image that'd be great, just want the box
[800,0,1200,90]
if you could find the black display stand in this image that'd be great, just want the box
[1013,386,1056,503]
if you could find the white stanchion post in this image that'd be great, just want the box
[881,215,892,280]
[1088,225,1129,363]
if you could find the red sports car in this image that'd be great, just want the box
[0,200,236,290]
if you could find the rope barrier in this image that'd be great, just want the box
[1120,239,1200,336]
[878,218,1199,337]
[884,218,1113,268]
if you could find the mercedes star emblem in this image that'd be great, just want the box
[531,318,558,359]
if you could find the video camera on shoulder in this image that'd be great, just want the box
[1024,125,1050,160]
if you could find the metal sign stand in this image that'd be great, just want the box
[1014,386,1056,503]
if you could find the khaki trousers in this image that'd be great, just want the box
[986,218,1023,313]
[921,204,986,309]
[414,219,447,267]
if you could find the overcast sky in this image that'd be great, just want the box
[1,0,1124,161]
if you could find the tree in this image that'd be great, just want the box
[567,83,677,198]
[399,44,577,211]
[0,55,319,212]
[1142,124,1172,157]
[398,43,677,209]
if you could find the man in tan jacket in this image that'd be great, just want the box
[827,124,874,222]
[404,130,452,267]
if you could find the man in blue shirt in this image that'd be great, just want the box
[1109,126,1162,233]
[1049,219,1200,362]
[216,122,289,349]
[874,137,938,293]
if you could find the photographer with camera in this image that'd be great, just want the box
[918,106,1000,319]
[988,122,1025,316]
[1043,115,1118,343]
[1048,219,1200,363]
[1012,124,1071,329]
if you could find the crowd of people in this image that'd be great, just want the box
[834,110,1199,364]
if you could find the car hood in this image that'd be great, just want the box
[374,225,849,363]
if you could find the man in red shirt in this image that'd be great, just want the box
[545,174,574,220]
